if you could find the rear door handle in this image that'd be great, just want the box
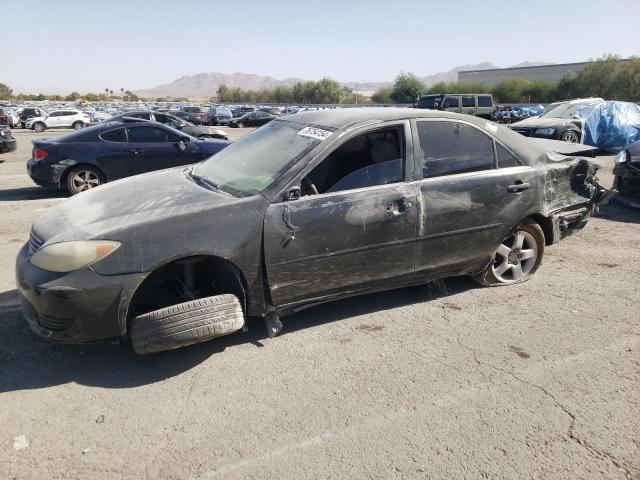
[386,200,414,216]
[131,148,143,155]
[507,182,531,193]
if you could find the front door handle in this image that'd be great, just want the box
[131,148,143,155]
[507,182,531,193]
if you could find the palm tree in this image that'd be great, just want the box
[110,90,114,96]
[120,88,124,97]
[105,88,109,96]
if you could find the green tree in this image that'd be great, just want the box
[371,87,392,104]
[390,73,424,104]
[65,92,81,101]
[0,82,13,99]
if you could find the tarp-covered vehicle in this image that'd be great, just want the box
[510,98,640,151]
[16,109,607,354]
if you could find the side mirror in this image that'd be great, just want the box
[285,186,301,201]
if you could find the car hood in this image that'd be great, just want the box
[511,117,583,129]
[26,116,46,123]
[32,167,241,243]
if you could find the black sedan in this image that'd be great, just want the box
[0,126,17,154]
[109,111,228,140]
[614,140,640,208]
[227,110,276,128]
[27,120,228,195]
[16,109,606,354]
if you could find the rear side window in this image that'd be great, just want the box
[478,95,493,107]
[496,143,523,168]
[100,128,127,143]
[417,121,496,178]
[462,96,475,107]
[127,126,180,143]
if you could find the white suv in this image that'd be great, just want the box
[26,109,91,132]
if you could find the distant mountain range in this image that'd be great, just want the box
[135,61,553,99]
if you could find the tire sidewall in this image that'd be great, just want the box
[65,166,104,195]
[33,122,45,132]
[476,221,545,286]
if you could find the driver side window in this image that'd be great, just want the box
[301,126,405,196]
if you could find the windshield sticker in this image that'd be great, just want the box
[297,126,333,141]
[485,122,498,133]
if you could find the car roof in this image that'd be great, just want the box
[281,107,487,130]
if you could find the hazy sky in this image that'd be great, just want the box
[2,0,639,93]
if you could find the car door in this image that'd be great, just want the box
[46,111,63,128]
[125,125,185,176]
[95,126,130,180]
[460,96,477,116]
[413,119,538,276]
[263,121,418,307]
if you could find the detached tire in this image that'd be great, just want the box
[472,220,544,287]
[130,294,245,355]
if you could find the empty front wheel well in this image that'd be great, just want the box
[126,255,247,327]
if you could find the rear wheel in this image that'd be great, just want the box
[472,221,544,286]
[33,122,46,132]
[237,122,244,128]
[130,294,245,355]
[72,121,84,130]
[66,166,104,195]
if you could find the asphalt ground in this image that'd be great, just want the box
[0,127,638,479]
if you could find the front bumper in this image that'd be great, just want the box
[15,243,146,343]
[0,137,17,153]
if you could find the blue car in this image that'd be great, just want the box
[27,120,229,195]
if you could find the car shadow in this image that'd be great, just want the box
[0,277,476,393]
[0,186,66,202]
[596,201,640,224]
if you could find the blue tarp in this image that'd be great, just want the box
[582,101,640,151]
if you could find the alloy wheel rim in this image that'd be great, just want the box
[562,131,579,143]
[72,171,100,192]
[491,230,538,283]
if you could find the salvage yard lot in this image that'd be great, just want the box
[1,129,639,479]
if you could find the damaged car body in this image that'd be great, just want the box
[15,108,607,354]
[614,139,640,208]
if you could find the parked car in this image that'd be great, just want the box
[91,111,112,123]
[206,106,233,125]
[227,110,276,128]
[178,106,208,125]
[0,108,8,126]
[416,94,495,119]
[259,106,284,116]
[509,98,604,143]
[26,109,91,132]
[109,111,228,140]
[18,107,45,128]
[26,120,229,195]
[1,107,20,127]
[613,140,640,208]
[0,126,16,153]
[16,108,607,354]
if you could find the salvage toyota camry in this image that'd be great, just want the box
[16,108,607,354]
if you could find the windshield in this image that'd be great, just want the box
[194,120,327,197]
[216,108,232,116]
[417,95,443,109]
[541,102,601,119]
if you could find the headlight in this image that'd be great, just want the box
[614,150,629,164]
[31,241,120,273]
[535,128,555,136]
